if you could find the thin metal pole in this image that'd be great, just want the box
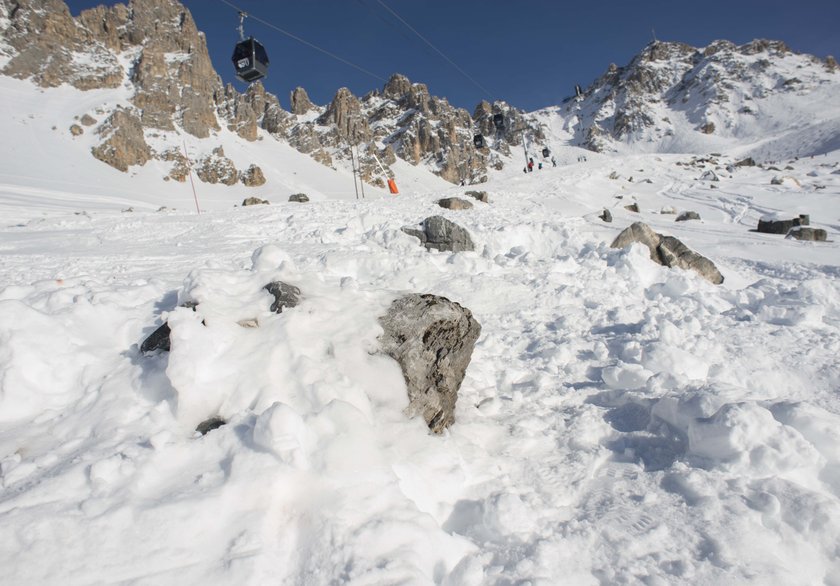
[350,145,360,200]
[182,141,201,214]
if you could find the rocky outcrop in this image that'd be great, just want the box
[611,221,724,284]
[195,147,237,186]
[378,294,481,433]
[289,193,309,203]
[319,87,372,144]
[91,108,152,172]
[290,87,316,115]
[240,165,266,187]
[403,216,475,252]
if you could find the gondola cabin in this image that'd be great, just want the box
[542,147,550,158]
[493,112,505,129]
[232,37,269,83]
[473,134,485,148]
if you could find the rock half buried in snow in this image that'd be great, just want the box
[263,281,301,313]
[437,197,473,210]
[242,197,269,206]
[288,193,309,203]
[464,190,489,203]
[676,211,701,222]
[378,294,481,433]
[786,227,827,241]
[757,214,809,234]
[611,221,724,284]
[402,216,475,252]
[140,301,198,353]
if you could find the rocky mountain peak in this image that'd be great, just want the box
[290,87,316,114]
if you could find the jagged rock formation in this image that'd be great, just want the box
[0,0,545,186]
[559,39,840,155]
[378,294,481,433]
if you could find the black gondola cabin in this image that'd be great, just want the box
[493,113,505,129]
[542,147,550,158]
[232,37,269,83]
[473,134,485,148]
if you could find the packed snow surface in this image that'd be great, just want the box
[1,78,840,585]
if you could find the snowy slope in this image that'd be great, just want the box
[2,66,840,585]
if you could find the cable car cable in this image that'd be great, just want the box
[218,0,386,82]
[372,0,494,100]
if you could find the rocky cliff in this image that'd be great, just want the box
[0,0,542,187]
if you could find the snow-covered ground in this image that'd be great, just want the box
[1,77,840,585]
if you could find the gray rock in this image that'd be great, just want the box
[140,301,198,354]
[600,209,613,223]
[263,281,301,313]
[657,236,724,284]
[611,222,723,284]
[699,170,719,181]
[242,197,269,206]
[757,214,809,234]
[196,416,226,435]
[611,221,661,262]
[624,202,640,213]
[734,157,756,167]
[289,193,309,203]
[437,197,473,210]
[402,216,475,252]
[786,227,827,241]
[465,190,489,203]
[378,294,481,433]
[676,211,701,222]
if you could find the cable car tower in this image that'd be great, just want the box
[231,12,269,83]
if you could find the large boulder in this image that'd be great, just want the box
[611,221,723,284]
[402,216,475,252]
[378,294,481,433]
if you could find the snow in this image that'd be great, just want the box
[1,73,840,585]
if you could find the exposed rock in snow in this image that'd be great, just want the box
[676,211,702,221]
[437,197,473,210]
[786,227,828,241]
[757,214,810,234]
[611,221,724,284]
[378,293,481,433]
[263,281,301,314]
[403,216,475,252]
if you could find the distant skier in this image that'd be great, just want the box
[527,158,534,172]
[551,156,557,167]
[538,162,543,170]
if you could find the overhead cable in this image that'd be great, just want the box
[373,0,495,99]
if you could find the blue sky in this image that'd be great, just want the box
[65,0,838,113]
